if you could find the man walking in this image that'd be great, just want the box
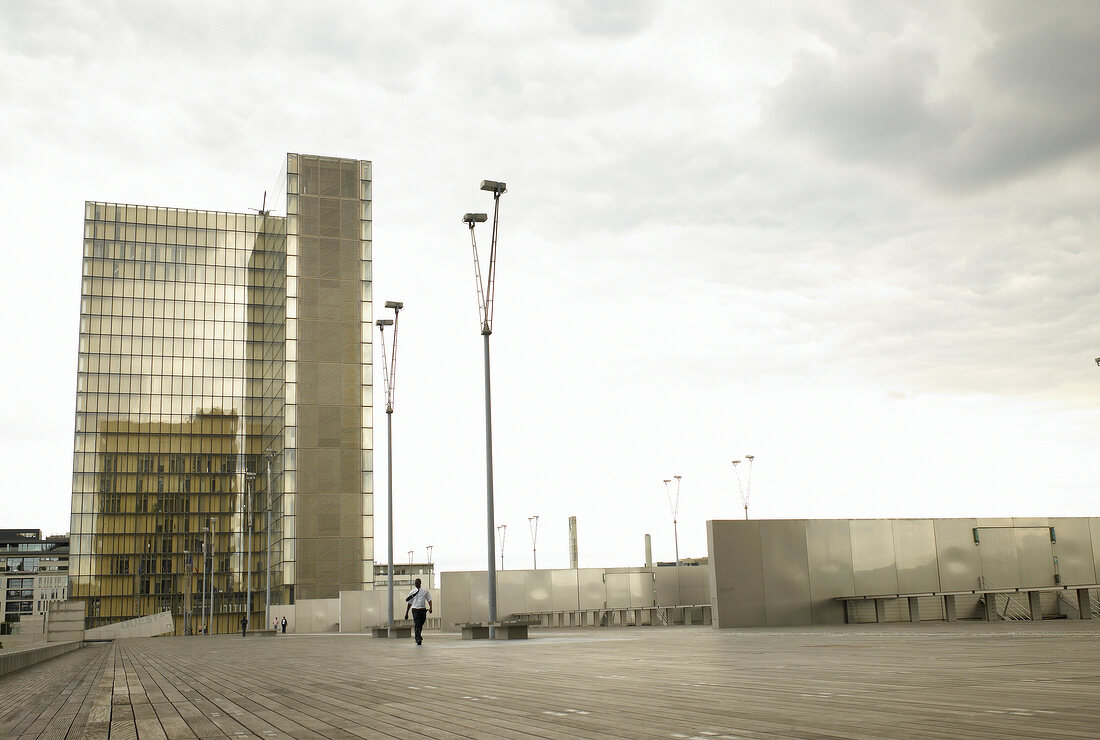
[404,578,432,645]
[239,615,248,637]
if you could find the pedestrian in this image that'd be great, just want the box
[280,616,287,634]
[240,615,248,637]
[404,578,432,645]
[272,616,279,634]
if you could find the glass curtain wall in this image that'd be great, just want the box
[70,203,287,634]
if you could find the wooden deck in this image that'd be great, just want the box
[3,621,1100,738]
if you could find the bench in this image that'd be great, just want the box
[371,621,414,638]
[456,620,540,640]
[836,584,1100,624]
[249,629,278,637]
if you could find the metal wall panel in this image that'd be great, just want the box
[977,528,1020,587]
[440,571,472,629]
[893,519,940,593]
[497,571,526,617]
[339,591,361,632]
[680,565,710,606]
[760,520,812,626]
[549,569,580,611]
[578,569,606,610]
[470,572,489,622]
[1050,518,1097,585]
[934,518,981,591]
[1014,528,1055,587]
[1091,518,1100,584]
[805,519,854,624]
[708,520,766,627]
[525,569,554,613]
[850,520,898,594]
[654,566,681,605]
[629,572,655,608]
[605,573,631,608]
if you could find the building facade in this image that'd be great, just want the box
[1,530,69,635]
[70,154,374,634]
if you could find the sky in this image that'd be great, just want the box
[1,1,1099,574]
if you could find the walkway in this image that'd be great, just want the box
[3,621,1100,738]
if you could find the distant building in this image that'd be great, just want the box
[0,529,69,635]
[373,562,435,590]
[70,154,375,635]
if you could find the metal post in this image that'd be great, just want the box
[529,515,539,570]
[245,473,254,627]
[200,529,207,635]
[265,452,273,630]
[209,519,216,634]
[484,331,497,632]
[387,408,394,635]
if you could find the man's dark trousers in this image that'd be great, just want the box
[412,608,427,644]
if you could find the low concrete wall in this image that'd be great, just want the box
[290,598,339,633]
[84,611,173,640]
[441,567,710,631]
[0,641,84,677]
[339,587,443,632]
[47,601,86,643]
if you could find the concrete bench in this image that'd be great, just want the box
[457,622,491,640]
[456,620,539,640]
[371,622,414,638]
[250,629,278,637]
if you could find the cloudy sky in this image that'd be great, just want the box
[2,1,1099,573]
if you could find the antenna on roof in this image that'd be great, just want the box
[249,191,270,217]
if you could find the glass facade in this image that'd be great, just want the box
[70,154,372,634]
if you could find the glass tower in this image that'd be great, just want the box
[70,154,373,634]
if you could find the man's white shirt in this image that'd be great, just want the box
[407,587,431,609]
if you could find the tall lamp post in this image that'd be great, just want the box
[732,455,755,520]
[264,448,277,630]
[208,517,216,634]
[497,524,507,570]
[377,300,404,637]
[662,476,682,605]
[244,471,256,622]
[528,515,539,569]
[200,526,209,634]
[464,178,506,634]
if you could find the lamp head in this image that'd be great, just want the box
[480,180,507,194]
[673,475,682,480]
[463,213,488,225]
[376,319,394,327]
[1095,357,1100,367]
[732,459,740,466]
[663,479,671,484]
[745,454,754,461]
[384,301,404,310]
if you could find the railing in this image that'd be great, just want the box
[979,578,1032,620]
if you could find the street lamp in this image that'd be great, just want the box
[264,448,277,630]
[663,476,682,604]
[244,471,256,622]
[528,515,539,570]
[464,177,507,634]
[732,455,755,520]
[200,526,209,634]
[377,300,404,637]
[497,524,507,570]
[208,517,216,634]
[1094,357,1100,367]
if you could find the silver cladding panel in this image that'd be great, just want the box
[549,569,580,611]
[761,519,812,626]
[1051,518,1096,584]
[850,520,898,594]
[805,519,854,624]
[578,569,606,609]
[708,520,765,628]
[680,565,710,605]
[1015,527,1055,587]
[977,527,1021,587]
[440,571,472,629]
[525,569,554,612]
[496,570,526,617]
[1091,518,1100,582]
[933,518,980,591]
[604,573,631,608]
[628,572,655,608]
[893,519,940,593]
